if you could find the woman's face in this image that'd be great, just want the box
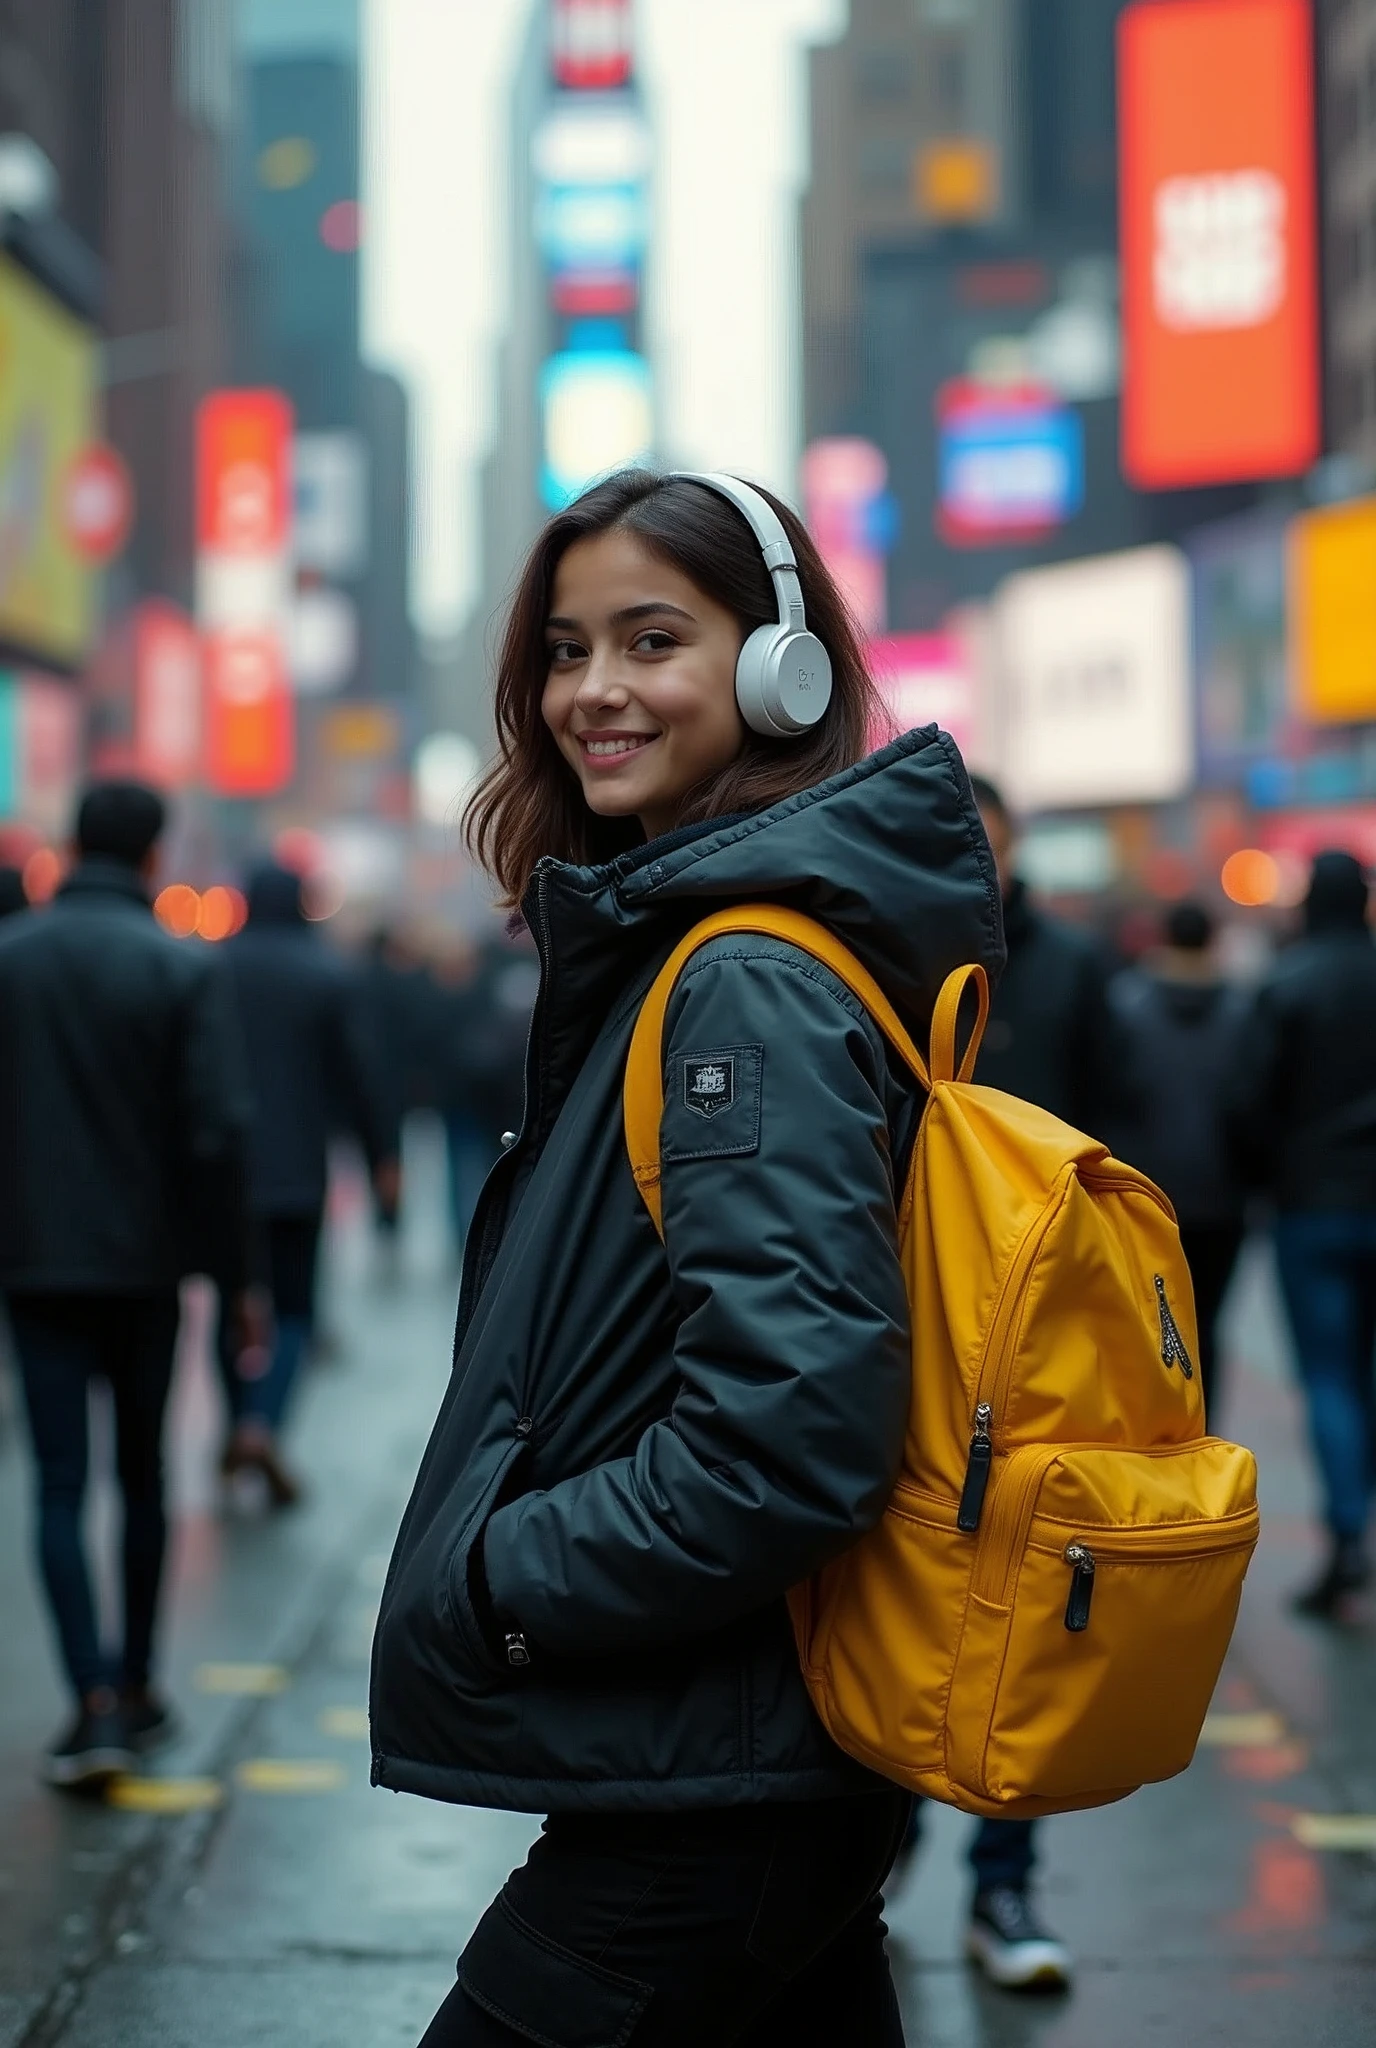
[541,527,747,842]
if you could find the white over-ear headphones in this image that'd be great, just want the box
[670,471,834,739]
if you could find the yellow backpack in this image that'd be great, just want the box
[624,904,1260,1819]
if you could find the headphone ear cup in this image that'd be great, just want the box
[736,626,833,738]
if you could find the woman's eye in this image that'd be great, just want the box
[547,639,586,665]
[632,630,677,654]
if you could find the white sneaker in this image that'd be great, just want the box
[966,1886,1072,1990]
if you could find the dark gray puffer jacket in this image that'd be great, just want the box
[369,729,1003,1813]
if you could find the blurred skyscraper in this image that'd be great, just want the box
[1319,0,1376,462]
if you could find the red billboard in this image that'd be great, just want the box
[1118,0,1320,488]
[204,629,293,798]
[195,390,292,553]
[134,600,202,788]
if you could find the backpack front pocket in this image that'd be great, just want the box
[947,1440,1259,1811]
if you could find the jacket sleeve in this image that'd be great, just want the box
[176,955,254,1291]
[481,945,913,1658]
[1224,978,1284,1192]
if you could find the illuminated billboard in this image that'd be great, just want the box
[936,381,1083,546]
[868,633,978,760]
[997,546,1192,811]
[552,0,633,90]
[0,252,98,668]
[533,102,651,189]
[537,184,648,273]
[541,349,653,508]
[1119,0,1320,487]
[1288,497,1376,726]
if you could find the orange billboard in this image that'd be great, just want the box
[1119,0,1320,489]
[1288,497,1376,725]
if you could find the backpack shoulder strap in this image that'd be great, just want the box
[623,901,986,1236]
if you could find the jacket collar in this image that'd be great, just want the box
[56,857,154,911]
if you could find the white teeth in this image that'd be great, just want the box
[584,737,650,756]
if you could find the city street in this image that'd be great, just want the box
[0,1133,1372,2048]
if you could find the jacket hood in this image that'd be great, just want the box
[526,727,1004,1062]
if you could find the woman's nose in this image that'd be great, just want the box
[574,650,629,710]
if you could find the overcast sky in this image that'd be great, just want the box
[362,0,844,639]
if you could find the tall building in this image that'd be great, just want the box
[451,0,652,744]
[1320,0,1376,460]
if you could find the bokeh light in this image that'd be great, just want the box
[22,847,63,904]
[273,827,325,876]
[258,137,315,190]
[1220,849,1280,908]
[197,885,247,942]
[154,883,201,937]
[319,200,361,252]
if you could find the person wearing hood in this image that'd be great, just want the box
[0,782,253,1787]
[1108,901,1252,1418]
[1230,850,1376,1616]
[217,859,399,1505]
[369,470,1003,2048]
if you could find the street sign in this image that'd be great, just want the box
[62,444,134,562]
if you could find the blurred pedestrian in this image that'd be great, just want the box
[217,861,399,1506]
[1230,851,1376,1617]
[430,925,538,1257]
[0,782,253,1788]
[1109,901,1252,1419]
[359,925,438,1266]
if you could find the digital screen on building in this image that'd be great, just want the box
[1288,497,1376,726]
[1188,508,1291,785]
[1118,0,1320,488]
[936,381,1083,546]
[867,633,977,760]
[540,349,653,508]
[0,253,98,669]
[537,184,648,272]
[552,0,633,90]
[997,545,1193,811]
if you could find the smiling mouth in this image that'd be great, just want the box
[578,733,658,761]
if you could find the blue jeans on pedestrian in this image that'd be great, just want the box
[217,1211,321,1433]
[1274,1211,1376,1542]
[6,1291,179,1700]
[903,1802,1036,1893]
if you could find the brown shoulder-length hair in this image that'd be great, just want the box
[464,467,880,906]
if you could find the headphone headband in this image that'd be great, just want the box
[670,471,805,631]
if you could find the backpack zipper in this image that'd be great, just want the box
[956,1404,993,1532]
[1063,1543,1095,1630]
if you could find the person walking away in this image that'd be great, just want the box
[1108,901,1251,1420]
[370,469,1004,2046]
[359,925,438,1272]
[1229,850,1376,1616]
[217,860,399,1506]
[897,774,1124,1990]
[430,923,539,1257]
[0,782,253,1788]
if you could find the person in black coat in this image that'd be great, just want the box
[217,861,399,1505]
[0,782,253,1787]
[1109,901,1252,1418]
[1229,850,1376,1616]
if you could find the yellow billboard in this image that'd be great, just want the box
[1289,497,1376,724]
[0,251,98,668]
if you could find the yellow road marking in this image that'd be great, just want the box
[236,1758,346,1793]
[1291,1813,1376,1851]
[318,1707,370,1740]
[1199,1711,1287,1747]
[193,1663,290,1696]
[106,1776,224,1814]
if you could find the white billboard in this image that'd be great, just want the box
[996,544,1192,811]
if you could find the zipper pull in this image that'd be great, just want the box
[956,1403,993,1533]
[1063,1542,1096,1631]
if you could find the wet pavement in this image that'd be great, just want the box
[1,1136,1373,2046]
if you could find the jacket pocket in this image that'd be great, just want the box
[458,1892,652,2047]
[947,1439,1259,1809]
[444,1438,529,1690]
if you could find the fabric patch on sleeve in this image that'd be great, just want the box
[662,1043,763,1163]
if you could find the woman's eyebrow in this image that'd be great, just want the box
[545,602,695,633]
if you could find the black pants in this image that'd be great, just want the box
[1179,1220,1245,1420]
[421,1791,912,2047]
[6,1291,180,1699]
[217,1209,323,1431]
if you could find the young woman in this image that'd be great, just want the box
[370,469,1003,2046]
